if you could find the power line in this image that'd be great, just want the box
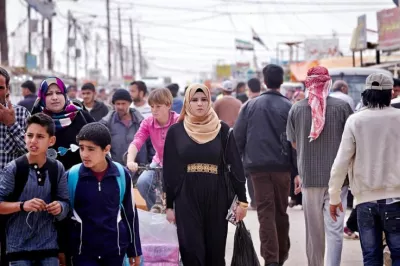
[107,2,391,14]
[213,0,391,6]
[104,20,353,37]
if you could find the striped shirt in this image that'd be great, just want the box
[286,97,353,187]
[0,160,69,254]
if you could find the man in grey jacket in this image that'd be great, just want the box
[234,64,296,266]
[101,89,154,170]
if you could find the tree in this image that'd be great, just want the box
[0,0,9,66]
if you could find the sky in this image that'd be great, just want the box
[6,0,397,84]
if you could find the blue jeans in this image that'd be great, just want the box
[136,162,159,210]
[9,257,58,266]
[357,201,400,266]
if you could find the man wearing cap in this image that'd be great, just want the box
[329,73,400,266]
[330,80,355,111]
[213,80,242,127]
[235,64,297,266]
[100,89,154,168]
[287,66,353,266]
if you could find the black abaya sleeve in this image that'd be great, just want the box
[225,130,248,204]
[163,124,184,209]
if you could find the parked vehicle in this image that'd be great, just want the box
[328,67,393,105]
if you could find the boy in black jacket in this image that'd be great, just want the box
[66,123,141,266]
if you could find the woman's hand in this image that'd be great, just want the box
[235,205,247,222]
[127,161,138,172]
[166,208,176,224]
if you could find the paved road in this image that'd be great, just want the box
[225,206,363,265]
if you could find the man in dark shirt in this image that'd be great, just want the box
[234,65,295,266]
[81,83,110,121]
[17,80,37,112]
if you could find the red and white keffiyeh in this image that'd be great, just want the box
[305,66,332,141]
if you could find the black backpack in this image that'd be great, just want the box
[11,155,60,202]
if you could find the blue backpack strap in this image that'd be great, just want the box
[113,162,130,266]
[68,163,82,210]
[113,162,126,205]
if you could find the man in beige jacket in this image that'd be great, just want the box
[329,73,400,266]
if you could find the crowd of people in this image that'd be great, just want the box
[0,63,399,266]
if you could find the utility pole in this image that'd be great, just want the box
[0,0,9,66]
[113,40,118,78]
[106,0,111,80]
[47,0,53,70]
[118,8,124,77]
[95,34,99,69]
[74,18,78,80]
[83,31,88,78]
[41,18,45,69]
[28,5,31,54]
[138,32,142,77]
[129,18,135,78]
[66,10,71,75]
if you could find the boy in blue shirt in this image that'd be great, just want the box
[67,122,141,266]
[0,113,69,265]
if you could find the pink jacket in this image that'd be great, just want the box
[132,111,180,166]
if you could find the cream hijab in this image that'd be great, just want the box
[179,83,221,144]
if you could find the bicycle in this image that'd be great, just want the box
[136,165,166,214]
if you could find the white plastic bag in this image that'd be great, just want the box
[138,209,180,266]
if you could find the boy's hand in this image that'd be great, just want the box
[24,198,47,212]
[46,201,62,216]
[129,256,141,266]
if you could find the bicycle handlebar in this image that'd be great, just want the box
[137,165,163,171]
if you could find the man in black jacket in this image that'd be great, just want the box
[81,82,110,121]
[234,64,296,266]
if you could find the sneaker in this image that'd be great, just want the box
[384,246,391,266]
[343,227,359,240]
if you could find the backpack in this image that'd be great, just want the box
[12,155,60,202]
[67,162,130,266]
[67,162,126,209]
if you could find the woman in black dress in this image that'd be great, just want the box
[163,83,248,266]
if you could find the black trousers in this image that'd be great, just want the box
[175,173,228,266]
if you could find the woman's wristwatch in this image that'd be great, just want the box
[20,201,25,212]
